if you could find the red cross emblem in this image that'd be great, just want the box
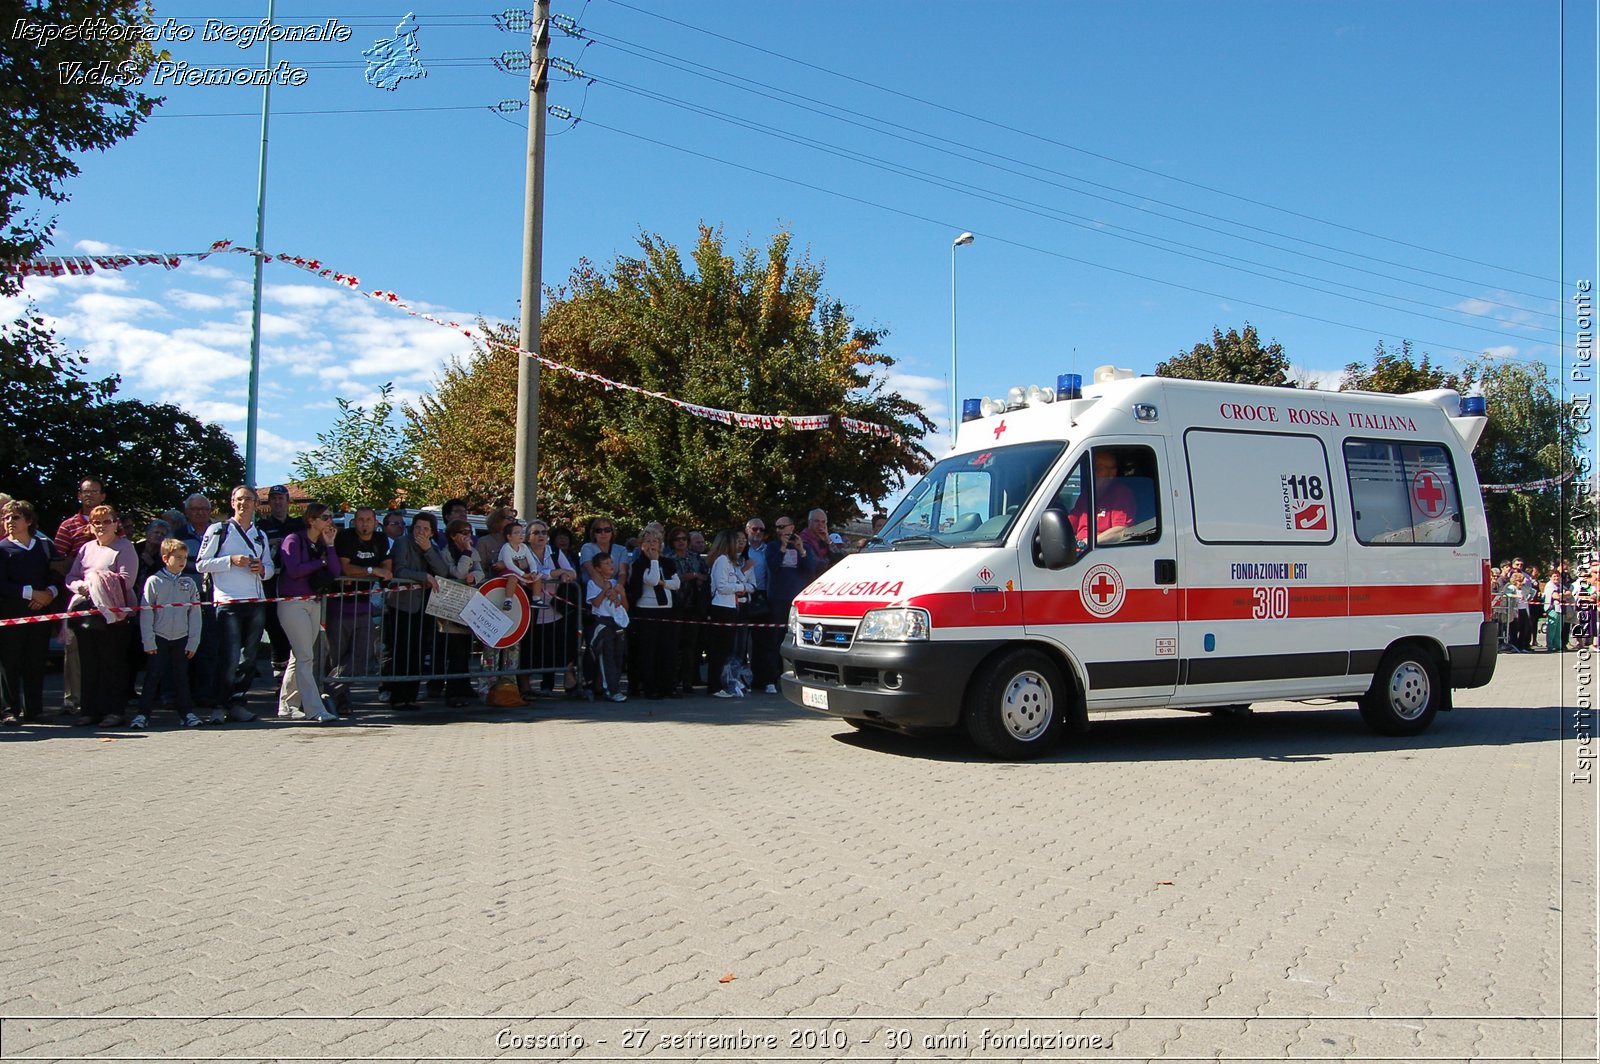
[1080,563,1125,617]
[1411,470,1447,518]
[993,419,1008,440]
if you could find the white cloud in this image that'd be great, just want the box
[265,283,346,309]
[73,291,169,322]
[168,290,230,311]
[1481,345,1520,359]
[1454,298,1497,316]
[1289,364,1345,391]
[73,238,123,255]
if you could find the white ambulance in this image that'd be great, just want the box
[781,373,1498,759]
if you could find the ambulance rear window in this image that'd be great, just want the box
[1343,439,1465,546]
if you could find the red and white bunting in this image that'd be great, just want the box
[3,240,909,443]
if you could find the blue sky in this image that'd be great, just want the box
[7,0,1597,495]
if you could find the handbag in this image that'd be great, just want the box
[306,566,336,594]
[744,589,770,619]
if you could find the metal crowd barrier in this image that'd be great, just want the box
[315,577,584,704]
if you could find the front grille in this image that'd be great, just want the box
[795,661,842,685]
[797,620,857,650]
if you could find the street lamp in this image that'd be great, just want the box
[951,231,975,446]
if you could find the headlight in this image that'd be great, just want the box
[787,604,800,642]
[856,607,931,642]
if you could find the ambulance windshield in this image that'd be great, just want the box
[870,441,1066,550]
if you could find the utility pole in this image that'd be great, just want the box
[244,0,276,486]
[512,1,550,520]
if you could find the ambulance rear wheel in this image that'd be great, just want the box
[964,649,1066,760]
[1359,646,1441,736]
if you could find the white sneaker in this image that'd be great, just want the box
[278,707,308,721]
[128,714,147,730]
[206,709,226,725]
[180,713,202,728]
[763,684,778,695]
[608,692,627,703]
[713,690,735,699]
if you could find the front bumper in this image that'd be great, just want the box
[781,636,1004,729]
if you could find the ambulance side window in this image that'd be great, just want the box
[1344,439,1465,546]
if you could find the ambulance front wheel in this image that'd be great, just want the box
[1359,645,1441,736]
[964,649,1067,759]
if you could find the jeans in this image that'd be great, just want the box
[216,601,266,704]
[141,636,192,716]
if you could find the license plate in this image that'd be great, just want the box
[801,687,829,710]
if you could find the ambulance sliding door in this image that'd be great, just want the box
[1024,437,1180,707]
[1175,428,1351,703]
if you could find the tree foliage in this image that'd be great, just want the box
[407,226,933,529]
[1,0,165,286]
[1,313,242,526]
[1340,339,1460,393]
[405,325,518,511]
[1156,324,1291,386]
[1461,358,1578,565]
[292,383,417,512]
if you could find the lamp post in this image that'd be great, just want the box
[950,231,974,447]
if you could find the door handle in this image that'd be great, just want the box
[1155,559,1177,585]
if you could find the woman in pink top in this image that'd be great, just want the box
[64,504,138,727]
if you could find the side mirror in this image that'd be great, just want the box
[1037,509,1077,570]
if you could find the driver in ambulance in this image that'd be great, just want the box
[1069,449,1135,548]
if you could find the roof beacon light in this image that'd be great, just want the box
[961,398,983,423]
[1056,373,1082,400]
[1461,395,1487,417]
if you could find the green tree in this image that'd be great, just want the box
[292,383,417,512]
[407,226,933,529]
[405,324,518,511]
[1340,339,1460,393]
[2,316,242,526]
[1156,324,1291,386]
[1,0,164,279]
[1460,357,1578,564]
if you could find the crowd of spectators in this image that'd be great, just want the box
[1491,557,1596,653]
[0,475,864,728]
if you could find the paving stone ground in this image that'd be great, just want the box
[1,652,1593,1063]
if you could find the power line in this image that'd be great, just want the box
[565,116,1544,361]
[576,23,1560,310]
[598,0,1560,287]
[584,74,1560,343]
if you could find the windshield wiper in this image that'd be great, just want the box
[889,534,952,549]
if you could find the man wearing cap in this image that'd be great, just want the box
[255,485,305,684]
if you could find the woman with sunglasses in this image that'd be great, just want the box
[386,511,453,708]
[63,504,138,727]
[578,517,630,588]
[276,503,341,722]
[521,520,579,697]
[439,519,486,706]
[0,500,65,725]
